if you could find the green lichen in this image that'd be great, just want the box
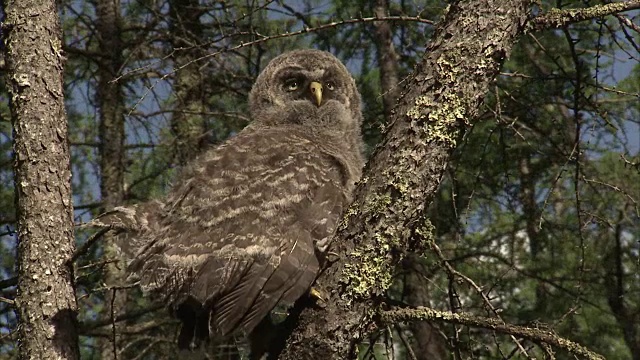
[382,149,419,196]
[436,57,461,83]
[404,57,467,148]
[425,92,466,147]
[340,193,404,302]
[413,218,436,254]
[362,193,392,215]
[341,236,394,302]
[406,94,436,120]
[341,218,419,302]
[337,201,360,233]
[340,217,438,303]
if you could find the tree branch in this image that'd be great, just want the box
[532,1,640,31]
[280,1,533,358]
[67,226,113,266]
[79,303,165,332]
[380,306,605,360]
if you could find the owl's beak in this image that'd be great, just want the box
[310,81,323,106]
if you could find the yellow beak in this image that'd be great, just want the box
[310,81,323,106]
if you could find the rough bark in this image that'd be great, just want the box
[280,1,533,358]
[94,0,127,358]
[169,0,207,165]
[3,0,80,358]
[372,3,446,357]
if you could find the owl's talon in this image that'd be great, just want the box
[325,251,340,262]
[309,287,327,304]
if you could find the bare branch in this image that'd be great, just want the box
[532,1,640,31]
[381,306,604,360]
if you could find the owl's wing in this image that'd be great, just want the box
[206,226,320,335]
[127,129,349,342]
[82,201,163,259]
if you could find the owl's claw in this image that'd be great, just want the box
[325,251,340,262]
[309,287,328,307]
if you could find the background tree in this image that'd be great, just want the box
[93,0,127,357]
[0,0,638,359]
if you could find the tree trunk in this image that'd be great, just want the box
[96,0,125,207]
[605,213,640,360]
[403,259,447,360]
[280,1,533,358]
[95,0,127,358]
[169,0,207,165]
[518,157,549,316]
[3,0,80,358]
[372,0,400,121]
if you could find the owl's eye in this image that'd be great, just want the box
[325,81,335,91]
[284,79,299,91]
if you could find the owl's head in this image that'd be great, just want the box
[248,49,362,135]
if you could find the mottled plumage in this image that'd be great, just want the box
[93,49,364,350]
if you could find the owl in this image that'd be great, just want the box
[95,49,365,351]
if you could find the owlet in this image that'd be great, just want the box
[93,49,364,351]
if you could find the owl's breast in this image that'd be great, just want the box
[159,128,347,256]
